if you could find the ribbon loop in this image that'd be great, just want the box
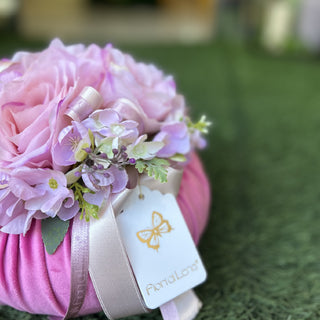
[89,200,147,319]
[65,86,103,122]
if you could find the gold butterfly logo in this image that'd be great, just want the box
[136,211,173,251]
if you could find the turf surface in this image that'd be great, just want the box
[1,37,320,320]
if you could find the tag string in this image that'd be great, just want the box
[138,175,144,200]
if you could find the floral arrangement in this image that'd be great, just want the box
[0,39,210,253]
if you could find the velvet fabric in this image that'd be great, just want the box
[0,153,210,318]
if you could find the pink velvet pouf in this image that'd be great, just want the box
[0,153,210,318]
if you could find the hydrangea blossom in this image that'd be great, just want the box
[0,168,79,234]
[83,109,139,157]
[154,122,191,158]
[81,164,128,194]
[53,121,92,167]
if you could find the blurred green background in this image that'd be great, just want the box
[1,0,320,319]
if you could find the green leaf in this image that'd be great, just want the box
[186,115,212,134]
[41,217,70,255]
[98,137,115,159]
[170,153,187,162]
[135,160,147,173]
[135,158,169,183]
[71,182,99,221]
[82,200,99,221]
[88,129,95,148]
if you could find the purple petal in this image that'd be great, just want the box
[162,122,188,138]
[122,120,139,129]
[82,172,99,192]
[93,171,114,187]
[1,214,28,234]
[0,210,35,235]
[6,198,24,217]
[58,201,80,221]
[90,109,121,127]
[83,190,109,207]
[52,142,76,166]
[9,177,45,200]
[108,165,128,193]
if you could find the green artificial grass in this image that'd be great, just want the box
[1,36,320,320]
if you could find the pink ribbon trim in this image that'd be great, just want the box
[64,213,90,319]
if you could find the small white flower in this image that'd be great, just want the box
[127,135,164,160]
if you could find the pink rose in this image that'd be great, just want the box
[0,39,187,171]
[0,39,106,169]
[99,46,186,133]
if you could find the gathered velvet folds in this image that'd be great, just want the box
[0,153,210,318]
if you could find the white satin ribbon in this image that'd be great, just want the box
[88,168,183,319]
[89,200,148,319]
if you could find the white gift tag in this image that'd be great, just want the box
[116,186,207,309]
